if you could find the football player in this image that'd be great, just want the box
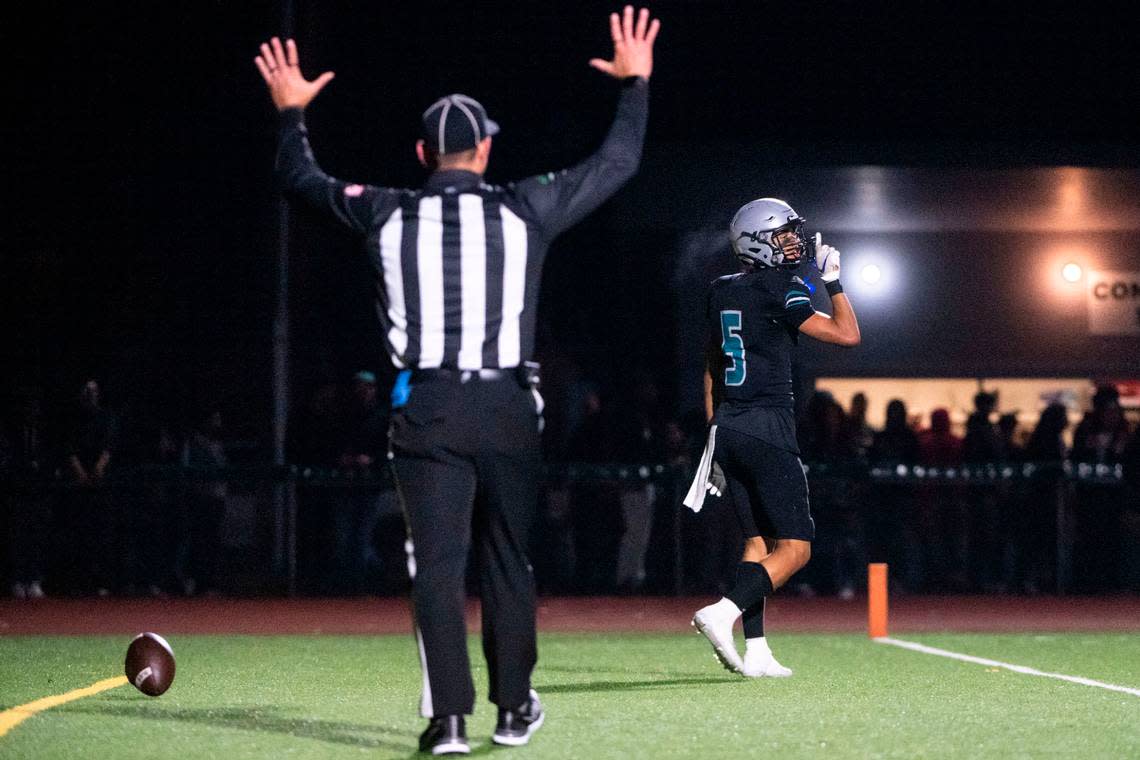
[686,198,860,677]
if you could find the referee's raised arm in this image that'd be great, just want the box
[512,5,660,237]
[255,36,382,234]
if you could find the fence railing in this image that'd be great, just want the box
[1,460,1125,487]
[1,461,1133,598]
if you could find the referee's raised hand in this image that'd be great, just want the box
[589,5,661,80]
[254,37,335,112]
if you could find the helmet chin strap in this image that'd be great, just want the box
[770,237,801,266]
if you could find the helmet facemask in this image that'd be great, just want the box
[734,218,810,268]
[770,222,809,266]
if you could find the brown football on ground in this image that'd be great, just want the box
[124,632,176,696]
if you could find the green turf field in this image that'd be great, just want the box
[2,633,1138,758]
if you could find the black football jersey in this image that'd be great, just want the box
[706,267,815,409]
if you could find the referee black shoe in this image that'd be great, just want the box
[419,715,469,755]
[492,689,545,746]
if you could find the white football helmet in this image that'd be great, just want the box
[729,198,811,268]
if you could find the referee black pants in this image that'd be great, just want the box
[390,374,541,717]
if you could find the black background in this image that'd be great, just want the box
[6,1,1140,446]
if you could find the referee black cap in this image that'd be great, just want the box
[421,94,500,155]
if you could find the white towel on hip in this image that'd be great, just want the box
[683,424,717,513]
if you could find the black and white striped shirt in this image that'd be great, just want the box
[277,78,649,370]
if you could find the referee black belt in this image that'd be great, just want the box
[410,363,540,388]
[410,368,505,383]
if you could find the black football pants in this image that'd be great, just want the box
[389,374,541,717]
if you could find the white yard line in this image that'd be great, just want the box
[875,637,1140,698]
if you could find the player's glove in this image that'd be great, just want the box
[706,462,726,498]
[814,233,841,283]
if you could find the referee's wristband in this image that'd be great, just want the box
[825,280,844,297]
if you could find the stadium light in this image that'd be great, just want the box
[843,246,897,303]
[1061,262,1083,283]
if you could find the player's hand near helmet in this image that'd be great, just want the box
[800,232,860,346]
[255,37,336,112]
[814,233,841,283]
[589,6,661,80]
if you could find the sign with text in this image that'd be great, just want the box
[1087,271,1140,336]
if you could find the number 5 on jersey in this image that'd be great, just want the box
[720,310,746,386]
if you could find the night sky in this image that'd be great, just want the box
[6,1,1140,445]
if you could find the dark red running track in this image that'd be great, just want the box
[2,595,1138,636]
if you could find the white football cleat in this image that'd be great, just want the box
[692,603,744,674]
[741,643,793,678]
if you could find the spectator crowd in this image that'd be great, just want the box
[794,385,1139,598]
[3,376,1138,600]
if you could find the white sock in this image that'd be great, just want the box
[708,597,742,620]
[745,636,772,656]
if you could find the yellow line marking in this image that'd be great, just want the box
[0,676,128,738]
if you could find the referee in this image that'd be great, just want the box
[256,6,659,754]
